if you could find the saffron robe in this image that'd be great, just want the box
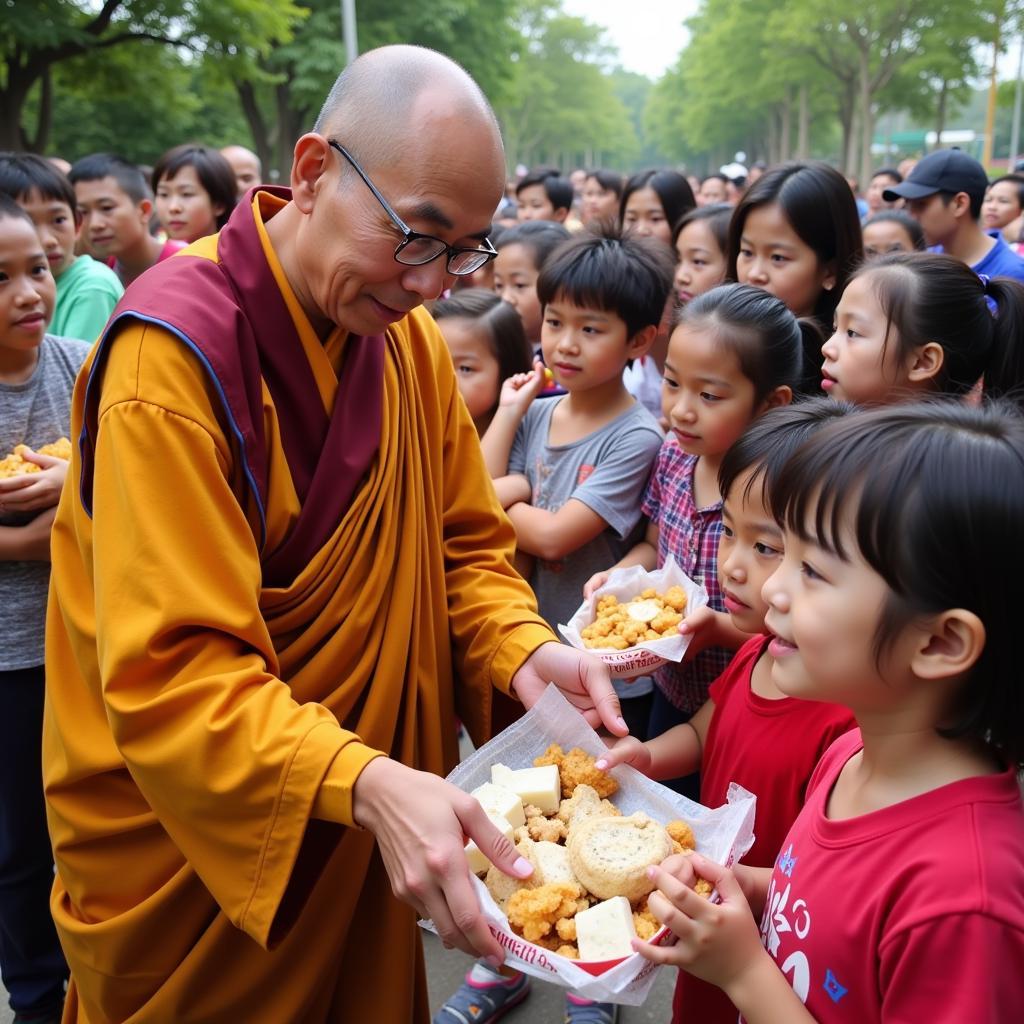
[43,191,555,1023]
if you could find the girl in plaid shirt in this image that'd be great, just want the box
[586,284,816,793]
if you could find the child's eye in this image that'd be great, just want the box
[721,524,734,539]
[846,329,859,339]
[700,392,722,402]
[754,541,781,556]
[801,561,825,582]
[662,376,678,389]
[738,248,753,259]
[545,318,561,328]
[32,262,49,275]
[693,259,706,267]
[771,254,789,264]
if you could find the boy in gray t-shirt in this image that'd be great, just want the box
[0,197,85,1021]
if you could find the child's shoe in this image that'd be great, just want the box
[433,960,530,1023]
[563,993,619,1023]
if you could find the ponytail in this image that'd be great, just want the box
[980,277,1024,410]
[795,318,825,397]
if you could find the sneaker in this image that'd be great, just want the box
[433,961,530,1023]
[563,993,619,1023]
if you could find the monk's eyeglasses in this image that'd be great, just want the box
[328,140,497,276]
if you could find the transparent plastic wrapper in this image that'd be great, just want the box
[420,685,756,1006]
[558,554,709,679]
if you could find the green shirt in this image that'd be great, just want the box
[52,255,123,344]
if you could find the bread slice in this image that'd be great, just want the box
[567,813,672,903]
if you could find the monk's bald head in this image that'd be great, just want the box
[313,46,503,178]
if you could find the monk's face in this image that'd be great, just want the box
[295,113,504,337]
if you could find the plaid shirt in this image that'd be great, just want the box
[642,437,732,713]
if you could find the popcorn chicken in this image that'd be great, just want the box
[534,744,618,799]
[506,882,586,943]
[580,587,688,651]
[0,438,72,479]
[666,820,696,851]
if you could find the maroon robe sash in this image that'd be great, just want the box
[79,187,384,587]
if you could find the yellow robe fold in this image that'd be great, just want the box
[44,220,555,1022]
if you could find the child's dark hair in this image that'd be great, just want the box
[69,153,151,204]
[0,193,36,228]
[536,225,675,338]
[432,287,531,384]
[870,166,902,186]
[0,152,77,216]
[727,161,863,330]
[862,211,925,253]
[495,220,571,270]
[853,252,1024,410]
[718,397,856,505]
[585,169,624,198]
[619,169,696,235]
[672,203,732,255]
[701,173,730,189]
[769,400,1024,767]
[515,169,573,213]
[674,283,822,400]
[151,144,237,229]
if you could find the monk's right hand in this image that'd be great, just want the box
[351,757,534,963]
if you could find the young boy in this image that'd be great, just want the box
[0,195,86,1024]
[515,168,574,224]
[69,153,185,286]
[885,148,1024,282]
[597,401,856,1024]
[0,152,123,342]
[443,228,673,1024]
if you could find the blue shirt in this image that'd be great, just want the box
[930,230,1024,283]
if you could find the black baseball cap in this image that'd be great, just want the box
[882,148,989,204]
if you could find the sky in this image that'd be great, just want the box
[560,0,698,79]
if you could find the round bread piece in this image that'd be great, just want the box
[567,813,672,903]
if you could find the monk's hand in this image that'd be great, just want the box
[351,757,533,963]
[511,641,627,737]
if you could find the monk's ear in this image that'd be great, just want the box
[290,133,334,214]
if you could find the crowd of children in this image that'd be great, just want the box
[1,137,1023,1024]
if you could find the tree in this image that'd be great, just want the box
[1,0,302,152]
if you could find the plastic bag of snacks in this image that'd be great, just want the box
[420,685,755,1006]
[558,554,708,679]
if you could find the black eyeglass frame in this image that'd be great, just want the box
[328,140,497,276]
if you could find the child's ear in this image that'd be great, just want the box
[553,207,569,224]
[759,384,792,411]
[820,261,837,293]
[907,341,944,383]
[626,324,658,359]
[72,208,83,237]
[910,608,985,682]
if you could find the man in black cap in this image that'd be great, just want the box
[884,148,1024,282]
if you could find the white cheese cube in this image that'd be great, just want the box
[575,896,637,962]
[489,762,560,814]
[465,813,515,875]
[470,781,526,829]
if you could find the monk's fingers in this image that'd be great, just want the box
[435,865,505,965]
[460,802,533,884]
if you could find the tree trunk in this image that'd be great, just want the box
[858,45,874,189]
[24,65,53,153]
[845,102,859,175]
[935,79,948,150]
[236,79,274,177]
[767,106,780,166]
[780,86,792,162]
[0,62,39,151]
[797,83,809,160]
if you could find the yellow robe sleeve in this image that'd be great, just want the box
[87,323,382,946]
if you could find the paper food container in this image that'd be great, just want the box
[420,685,756,1006]
[558,554,709,680]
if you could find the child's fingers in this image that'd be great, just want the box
[630,933,685,966]
[646,888,701,944]
[594,739,640,771]
[678,605,716,635]
[687,853,746,904]
[0,474,37,494]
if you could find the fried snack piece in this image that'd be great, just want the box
[666,820,696,851]
[555,916,577,941]
[506,882,585,943]
[522,804,568,843]
[555,944,579,960]
[633,904,661,941]
[484,863,531,911]
[568,813,673,903]
[534,744,618,799]
[678,846,714,899]
[579,588,686,650]
[0,438,72,478]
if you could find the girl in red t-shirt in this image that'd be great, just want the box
[632,402,1024,1023]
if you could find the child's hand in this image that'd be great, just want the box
[497,360,547,419]
[678,606,724,661]
[595,736,651,776]
[0,452,68,514]
[582,569,611,600]
[635,853,768,991]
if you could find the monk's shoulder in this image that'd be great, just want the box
[97,320,228,442]
[398,305,457,391]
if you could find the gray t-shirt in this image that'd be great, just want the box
[1,334,90,670]
[509,398,663,697]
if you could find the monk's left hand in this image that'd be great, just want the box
[511,641,627,737]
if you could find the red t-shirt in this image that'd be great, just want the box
[673,635,855,1024]
[754,730,1024,1022]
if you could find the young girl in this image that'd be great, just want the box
[492,220,570,356]
[982,172,1024,246]
[728,162,862,377]
[432,288,531,435]
[860,210,924,260]
[152,144,237,244]
[620,169,696,246]
[821,251,1024,408]
[638,402,1024,1022]
[580,169,624,225]
[673,204,731,306]
[598,400,856,1024]
[585,284,817,792]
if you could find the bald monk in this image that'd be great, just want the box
[44,46,627,1024]
[221,143,263,197]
